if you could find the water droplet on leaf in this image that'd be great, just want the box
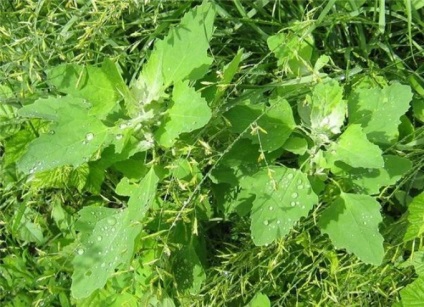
[85,132,94,141]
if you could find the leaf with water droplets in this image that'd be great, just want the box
[318,193,384,265]
[71,168,159,299]
[17,96,112,174]
[404,192,424,242]
[240,166,318,246]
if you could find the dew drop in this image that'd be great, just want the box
[77,248,84,255]
[269,206,274,211]
[85,132,94,141]
[263,220,269,226]
[116,134,123,140]
[291,201,296,207]
[277,220,281,224]
[101,263,106,268]
[107,217,117,226]
[291,192,298,199]
[287,173,294,179]
[97,235,102,241]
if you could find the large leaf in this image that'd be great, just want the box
[17,96,112,174]
[400,276,424,307]
[336,155,412,194]
[327,124,384,169]
[348,83,413,144]
[241,166,318,246]
[318,193,384,265]
[71,168,159,299]
[404,192,424,242]
[225,96,295,152]
[133,2,215,105]
[47,59,130,117]
[154,81,212,147]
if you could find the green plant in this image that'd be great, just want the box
[2,0,424,306]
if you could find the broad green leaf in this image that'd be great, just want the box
[318,193,384,265]
[327,124,384,169]
[298,80,346,140]
[283,135,308,155]
[246,292,271,307]
[155,81,212,147]
[404,192,424,242]
[71,169,159,299]
[172,245,206,295]
[348,83,413,144]
[47,59,130,117]
[337,155,412,194]
[134,2,215,104]
[17,96,112,174]
[400,276,424,306]
[241,166,318,246]
[225,96,295,152]
[412,99,424,123]
[400,251,424,276]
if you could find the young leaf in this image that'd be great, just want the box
[318,193,384,265]
[47,59,130,117]
[240,166,318,246]
[134,2,215,105]
[71,169,159,299]
[348,83,413,144]
[225,96,295,152]
[17,96,112,174]
[327,124,384,169]
[298,80,346,140]
[404,192,424,242]
[246,292,271,307]
[154,81,212,147]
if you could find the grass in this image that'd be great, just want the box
[1,0,424,305]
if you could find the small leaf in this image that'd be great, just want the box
[348,83,413,144]
[154,81,211,147]
[404,192,424,242]
[225,96,295,152]
[241,166,318,246]
[318,193,384,265]
[327,124,384,169]
[246,292,271,307]
[298,80,346,138]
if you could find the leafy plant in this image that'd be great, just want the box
[2,0,424,305]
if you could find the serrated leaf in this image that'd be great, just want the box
[225,96,295,152]
[341,155,412,194]
[154,81,211,147]
[241,166,318,246]
[348,83,413,144]
[404,192,424,242]
[17,96,112,174]
[172,245,206,295]
[298,80,346,139]
[71,169,158,299]
[327,124,384,169]
[400,276,424,306]
[47,59,129,117]
[318,193,384,265]
[134,2,215,104]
